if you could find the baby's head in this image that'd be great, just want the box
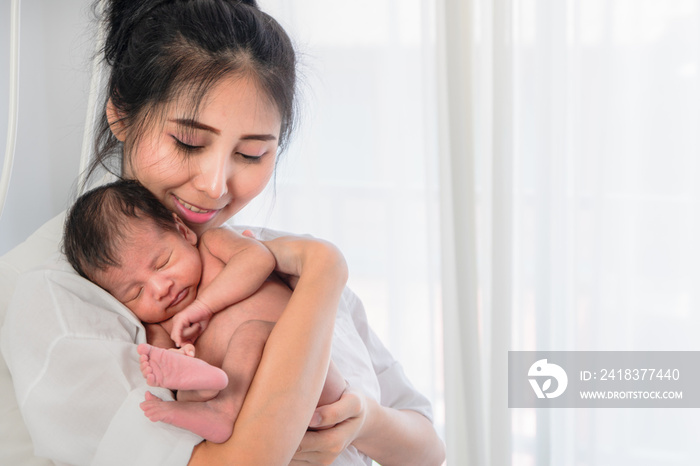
[64,179,202,323]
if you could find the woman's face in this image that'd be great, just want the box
[121,76,282,236]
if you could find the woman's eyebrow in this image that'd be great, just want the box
[240,134,277,141]
[169,119,277,141]
[169,118,221,135]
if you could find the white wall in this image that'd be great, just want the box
[0,0,92,255]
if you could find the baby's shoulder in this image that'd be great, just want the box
[199,227,245,250]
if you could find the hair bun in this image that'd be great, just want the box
[101,0,168,64]
[236,0,259,8]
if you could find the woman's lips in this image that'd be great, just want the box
[172,194,220,224]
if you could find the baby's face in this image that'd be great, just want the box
[95,217,202,323]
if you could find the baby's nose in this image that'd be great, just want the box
[151,274,174,299]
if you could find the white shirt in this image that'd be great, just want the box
[1,220,432,466]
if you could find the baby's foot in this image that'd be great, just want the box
[137,343,228,391]
[140,391,234,443]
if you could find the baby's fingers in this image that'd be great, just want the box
[170,325,183,347]
[181,322,202,342]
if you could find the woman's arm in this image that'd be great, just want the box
[352,399,445,466]
[188,235,348,465]
[293,389,445,466]
[292,287,445,466]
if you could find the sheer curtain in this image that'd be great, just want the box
[236,0,445,443]
[441,0,700,465]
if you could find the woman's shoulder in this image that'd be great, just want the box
[1,212,64,275]
[1,210,143,347]
[1,212,65,330]
[5,252,142,338]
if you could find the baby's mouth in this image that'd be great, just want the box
[168,288,189,310]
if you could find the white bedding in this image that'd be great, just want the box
[0,213,62,466]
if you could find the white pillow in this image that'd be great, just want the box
[0,213,64,466]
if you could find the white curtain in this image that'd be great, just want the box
[440,0,700,465]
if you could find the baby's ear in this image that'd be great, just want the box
[106,98,128,142]
[172,213,198,245]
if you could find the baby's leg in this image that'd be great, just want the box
[140,320,274,443]
[318,360,347,407]
[306,361,347,432]
[137,343,228,392]
[163,345,222,401]
[141,391,235,443]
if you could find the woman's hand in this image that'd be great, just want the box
[259,234,348,288]
[290,388,367,466]
[293,385,446,466]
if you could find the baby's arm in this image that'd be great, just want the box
[170,228,276,346]
[197,227,276,311]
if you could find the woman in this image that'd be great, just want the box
[1,1,445,464]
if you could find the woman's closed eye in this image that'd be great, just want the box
[173,137,262,161]
[235,143,270,162]
[172,136,204,153]
[237,151,264,162]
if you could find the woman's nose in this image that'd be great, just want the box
[192,152,230,199]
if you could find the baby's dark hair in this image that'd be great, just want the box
[63,179,178,280]
[88,0,297,183]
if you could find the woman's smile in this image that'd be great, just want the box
[171,194,222,224]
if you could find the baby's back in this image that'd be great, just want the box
[193,252,292,368]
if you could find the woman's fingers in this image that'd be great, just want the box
[290,425,352,465]
[290,389,368,465]
[291,419,361,466]
[309,389,362,429]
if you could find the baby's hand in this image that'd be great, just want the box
[170,300,214,347]
[168,343,195,357]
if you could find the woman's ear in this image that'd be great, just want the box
[106,98,128,142]
[172,213,198,245]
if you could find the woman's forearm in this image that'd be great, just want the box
[353,399,446,466]
[233,242,347,459]
[189,239,348,465]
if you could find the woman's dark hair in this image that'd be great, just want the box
[87,0,297,184]
[63,179,179,280]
